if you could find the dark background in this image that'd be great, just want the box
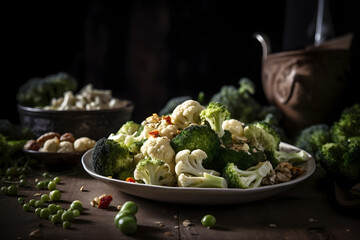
[2,0,359,124]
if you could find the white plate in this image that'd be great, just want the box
[81,142,316,205]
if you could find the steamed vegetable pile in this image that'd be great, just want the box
[92,100,310,189]
[295,103,360,188]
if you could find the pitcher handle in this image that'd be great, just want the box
[254,32,271,60]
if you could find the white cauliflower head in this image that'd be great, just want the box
[171,100,205,130]
[222,119,246,142]
[140,136,175,172]
[175,149,220,177]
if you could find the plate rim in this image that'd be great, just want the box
[81,142,316,204]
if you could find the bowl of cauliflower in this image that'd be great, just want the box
[17,83,134,140]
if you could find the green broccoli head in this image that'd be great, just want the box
[265,149,310,168]
[108,121,141,147]
[318,138,360,185]
[216,146,265,172]
[295,124,331,159]
[134,158,175,186]
[92,138,135,180]
[331,103,360,143]
[17,72,78,107]
[116,121,141,136]
[200,102,231,138]
[171,125,221,168]
[243,122,280,151]
[222,161,273,189]
[177,172,228,188]
[210,78,261,123]
[341,139,360,183]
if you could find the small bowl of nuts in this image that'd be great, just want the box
[17,84,134,140]
[23,132,96,171]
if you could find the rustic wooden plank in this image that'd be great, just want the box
[1,163,359,240]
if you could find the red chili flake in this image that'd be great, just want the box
[163,116,173,125]
[149,130,160,138]
[98,195,113,209]
[126,177,136,183]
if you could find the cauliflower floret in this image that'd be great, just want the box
[74,137,96,152]
[223,119,246,142]
[175,149,220,177]
[39,137,60,153]
[156,116,179,139]
[171,100,205,130]
[140,136,175,173]
[57,141,75,153]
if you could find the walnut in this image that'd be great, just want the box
[60,133,75,143]
[24,139,40,151]
[36,132,61,147]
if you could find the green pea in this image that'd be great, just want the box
[72,209,80,217]
[18,197,24,204]
[56,205,62,211]
[48,204,58,214]
[29,199,36,207]
[19,175,26,180]
[117,216,138,235]
[51,214,61,224]
[6,167,17,176]
[57,209,64,216]
[0,186,8,194]
[114,210,137,226]
[120,201,138,215]
[41,194,50,203]
[35,207,42,216]
[42,172,50,178]
[40,208,50,219]
[47,181,56,191]
[70,200,83,213]
[63,221,71,229]
[34,200,43,208]
[61,210,75,222]
[19,179,26,187]
[37,181,46,189]
[49,190,61,201]
[201,214,216,228]
[23,203,31,212]
[53,176,61,184]
[7,185,18,196]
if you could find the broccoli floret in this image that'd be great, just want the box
[265,148,310,167]
[295,124,331,159]
[108,121,141,147]
[0,119,34,140]
[171,125,221,168]
[220,130,233,148]
[177,172,228,188]
[159,96,192,116]
[134,158,175,186]
[222,161,273,188]
[319,139,360,185]
[92,138,135,180]
[0,134,27,169]
[331,103,360,143]
[17,72,78,107]
[210,78,261,123]
[216,146,265,172]
[243,121,280,151]
[200,102,231,138]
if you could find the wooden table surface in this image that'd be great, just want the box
[0,161,359,240]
